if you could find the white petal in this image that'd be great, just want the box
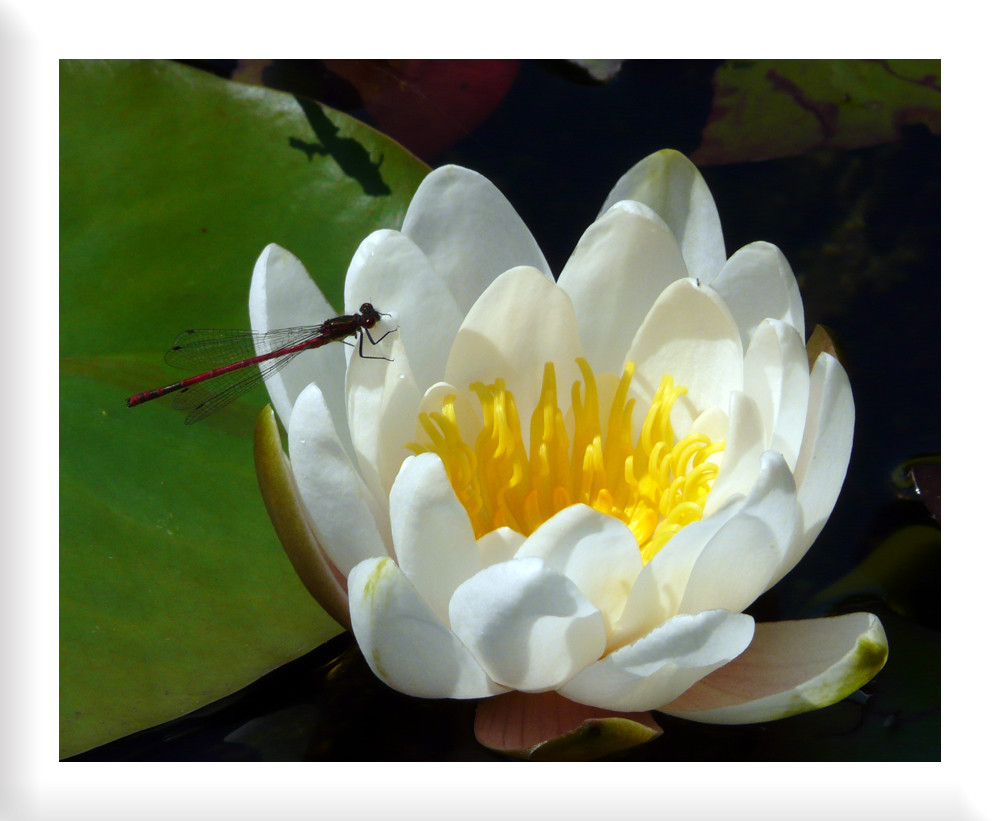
[702,390,766,516]
[659,613,887,724]
[343,229,463,393]
[678,451,799,615]
[476,527,526,568]
[687,405,729,443]
[449,557,607,692]
[774,352,855,585]
[348,557,507,699]
[401,165,551,314]
[558,200,689,375]
[389,453,480,625]
[609,505,737,650]
[742,319,810,470]
[612,451,798,646]
[558,610,754,712]
[444,267,584,429]
[514,504,643,633]
[346,333,421,502]
[287,384,387,574]
[628,278,743,414]
[248,244,349,440]
[598,149,727,284]
[711,242,806,348]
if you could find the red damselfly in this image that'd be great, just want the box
[127,303,394,424]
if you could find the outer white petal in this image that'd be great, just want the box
[401,165,551,314]
[628,278,743,414]
[743,319,811,471]
[558,610,754,712]
[557,200,689,375]
[598,149,727,284]
[444,267,584,429]
[346,333,421,502]
[287,384,387,574]
[348,557,508,699]
[677,451,799,615]
[389,453,481,626]
[703,391,766,516]
[249,244,350,442]
[659,613,887,724]
[711,242,806,349]
[449,557,607,692]
[514,504,643,633]
[772,352,855,585]
[343,229,463,393]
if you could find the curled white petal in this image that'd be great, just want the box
[389,453,480,626]
[287,384,388,573]
[678,451,800,615]
[514,504,643,634]
[475,527,526,568]
[449,557,607,692]
[349,557,507,699]
[558,609,754,712]
[612,450,798,647]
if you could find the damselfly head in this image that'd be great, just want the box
[357,302,382,328]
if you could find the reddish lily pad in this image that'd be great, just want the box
[230,59,520,161]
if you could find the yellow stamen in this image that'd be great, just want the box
[407,359,725,563]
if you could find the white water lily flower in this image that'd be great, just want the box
[251,149,886,726]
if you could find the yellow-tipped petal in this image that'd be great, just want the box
[659,612,888,724]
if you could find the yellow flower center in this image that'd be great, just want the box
[408,359,725,564]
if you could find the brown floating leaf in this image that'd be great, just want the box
[806,324,843,368]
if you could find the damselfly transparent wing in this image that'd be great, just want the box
[164,325,325,370]
[171,348,311,424]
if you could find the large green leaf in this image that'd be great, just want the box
[59,59,429,758]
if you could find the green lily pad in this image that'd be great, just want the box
[59,59,429,758]
[692,60,940,166]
